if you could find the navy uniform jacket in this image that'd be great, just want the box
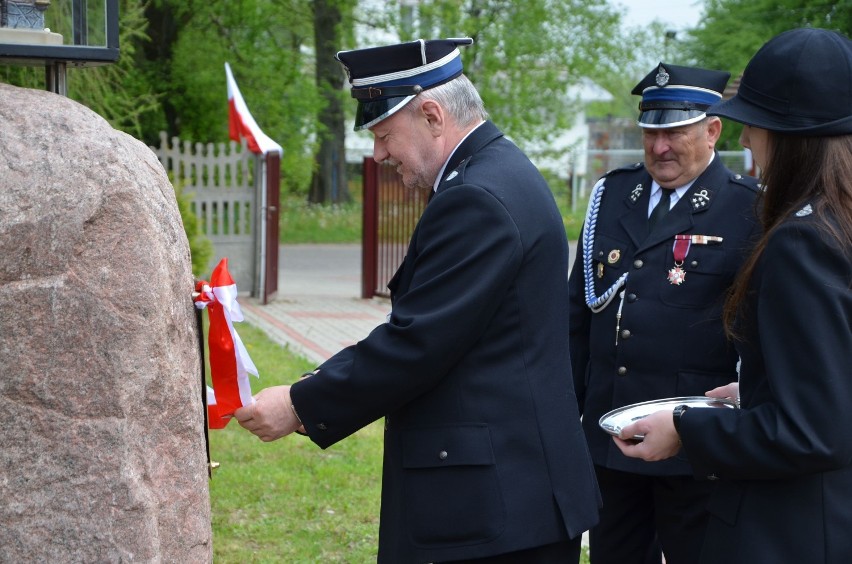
[291,121,600,563]
[568,157,761,475]
[681,205,852,564]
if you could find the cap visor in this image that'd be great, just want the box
[355,96,414,131]
[637,108,707,128]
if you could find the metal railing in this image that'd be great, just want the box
[361,158,428,299]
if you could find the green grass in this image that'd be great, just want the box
[211,321,590,563]
[279,196,362,244]
[279,188,587,245]
[209,321,383,563]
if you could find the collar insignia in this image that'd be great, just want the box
[691,188,711,210]
[629,183,643,203]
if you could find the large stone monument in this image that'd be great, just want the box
[0,83,212,562]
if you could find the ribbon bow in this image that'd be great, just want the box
[194,258,258,428]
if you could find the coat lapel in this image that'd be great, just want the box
[638,153,727,251]
[617,172,654,249]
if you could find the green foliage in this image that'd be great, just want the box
[682,0,852,148]
[585,20,682,121]
[174,184,214,277]
[0,0,161,138]
[154,0,323,195]
[686,0,851,74]
[371,0,628,146]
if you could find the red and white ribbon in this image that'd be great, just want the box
[194,258,258,428]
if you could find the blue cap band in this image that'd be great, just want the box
[642,86,722,108]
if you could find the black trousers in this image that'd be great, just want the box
[589,465,716,564]
[443,537,582,563]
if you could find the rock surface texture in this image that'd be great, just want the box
[0,83,212,562]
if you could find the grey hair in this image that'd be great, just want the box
[407,74,488,127]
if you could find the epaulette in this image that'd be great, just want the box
[600,162,644,180]
[728,172,761,193]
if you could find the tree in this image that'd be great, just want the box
[162,0,323,193]
[455,1,617,143]
[1,0,160,139]
[584,20,681,121]
[309,0,354,204]
[361,0,628,152]
[682,0,852,148]
[687,0,851,73]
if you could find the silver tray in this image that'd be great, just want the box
[599,396,737,439]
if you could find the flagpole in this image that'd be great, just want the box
[194,290,213,478]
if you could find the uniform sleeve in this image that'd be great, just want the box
[291,184,524,447]
[681,221,852,479]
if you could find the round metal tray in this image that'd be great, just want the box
[599,396,737,439]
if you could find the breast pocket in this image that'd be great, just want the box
[659,246,736,308]
[401,424,506,547]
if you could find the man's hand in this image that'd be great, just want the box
[233,385,304,441]
[613,410,681,462]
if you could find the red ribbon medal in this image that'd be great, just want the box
[668,235,692,285]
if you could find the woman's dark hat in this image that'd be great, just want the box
[632,62,730,128]
[708,28,852,136]
[336,38,473,131]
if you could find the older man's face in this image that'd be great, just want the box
[642,118,721,188]
[370,104,442,191]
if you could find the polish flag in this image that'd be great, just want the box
[225,62,283,156]
[195,258,259,428]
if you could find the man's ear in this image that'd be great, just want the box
[706,116,722,146]
[419,99,445,137]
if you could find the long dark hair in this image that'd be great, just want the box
[723,133,852,337]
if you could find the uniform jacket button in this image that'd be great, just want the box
[620,329,631,339]
[617,366,628,376]
[627,293,637,302]
[317,423,328,431]
[439,450,448,460]
[633,259,644,269]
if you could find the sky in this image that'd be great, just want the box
[615,0,704,32]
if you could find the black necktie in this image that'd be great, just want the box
[648,188,674,232]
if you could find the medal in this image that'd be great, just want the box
[667,265,686,285]
[667,235,692,285]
